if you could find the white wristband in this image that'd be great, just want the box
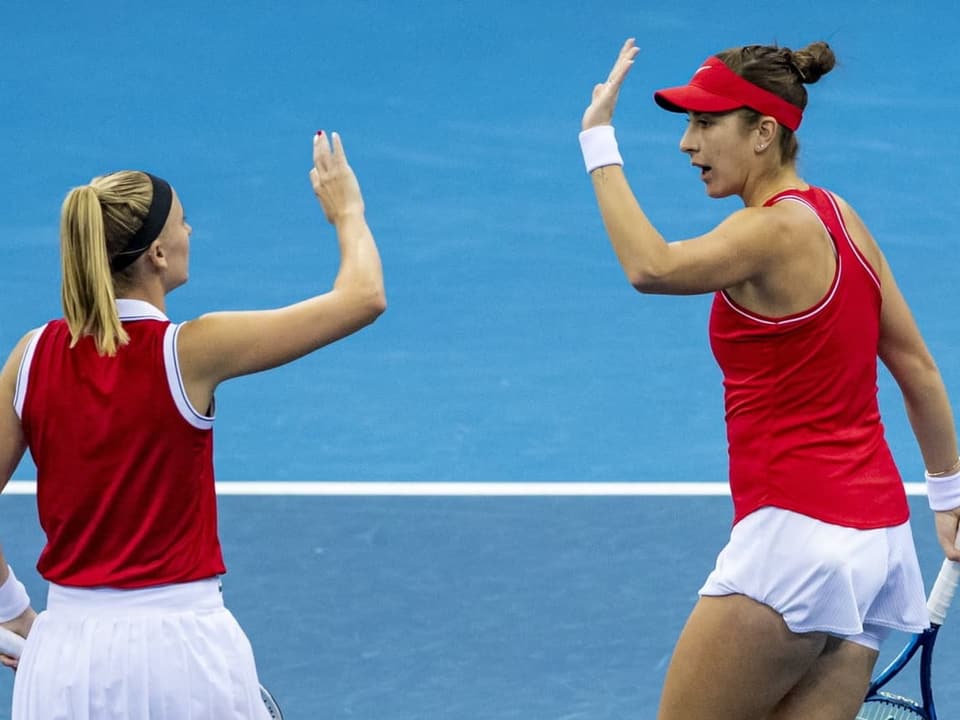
[578,125,623,173]
[925,467,960,511]
[0,566,30,623]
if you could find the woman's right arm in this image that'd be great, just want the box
[0,334,39,661]
[0,334,29,497]
[579,40,798,297]
[177,131,386,403]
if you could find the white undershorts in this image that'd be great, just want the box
[699,507,929,650]
[12,577,271,720]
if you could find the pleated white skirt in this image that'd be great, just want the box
[699,506,929,650]
[12,578,271,720]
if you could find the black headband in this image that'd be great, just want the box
[110,172,173,273]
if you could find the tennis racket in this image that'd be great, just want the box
[259,683,284,719]
[857,533,960,720]
[0,627,284,719]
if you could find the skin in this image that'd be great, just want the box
[583,39,960,720]
[0,130,385,668]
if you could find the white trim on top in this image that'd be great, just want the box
[116,298,168,321]
[163,323,214,430]
[13,324,48,419]
[822,191,882,291]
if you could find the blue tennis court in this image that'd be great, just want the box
[1,1,959,718]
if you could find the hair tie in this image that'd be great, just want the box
[785,53,808,82]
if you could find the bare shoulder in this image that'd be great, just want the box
[718,202,799,237]
[175,309,265,352]
[716,201,822,254]
[172,310,233,363]
[0,328,43,390]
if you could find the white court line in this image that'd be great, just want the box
[2,481,930,497]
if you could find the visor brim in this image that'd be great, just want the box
[654,86,744,114]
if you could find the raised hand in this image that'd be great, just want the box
[310,131,365,225]
[582,38,640,131]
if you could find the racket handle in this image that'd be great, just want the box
[927,531,960,626]
[0,627,25,658]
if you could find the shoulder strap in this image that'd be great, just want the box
[816,189,881,290]
[14,323,50,419]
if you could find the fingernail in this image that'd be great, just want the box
[316,130,324,136]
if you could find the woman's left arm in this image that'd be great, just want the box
[875,255,960,560]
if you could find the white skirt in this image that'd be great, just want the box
[12,578,271,720]
[699,507,929,650]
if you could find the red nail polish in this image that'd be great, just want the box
[316,130,324,136]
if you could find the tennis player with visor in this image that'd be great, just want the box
[579,39,960,720]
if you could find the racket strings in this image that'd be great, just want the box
[858,698,927,720]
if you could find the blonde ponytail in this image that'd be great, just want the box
[59,171,153,356]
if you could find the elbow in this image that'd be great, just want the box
[335,276,386,326]
[882,344,940,385]
[626,267,667,294]
[358,285,387,325]
[883,350,944,405]
[369,289,387,320]
[900,358,943,401]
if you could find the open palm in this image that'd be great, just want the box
[582,38,640,131]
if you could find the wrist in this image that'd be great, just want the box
[578,125,623,174]
[928,457,960,477]
[926,462,960,511]
[0,567,30,624]
[332,207,366,226]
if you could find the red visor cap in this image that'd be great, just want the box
[654,56,803,131]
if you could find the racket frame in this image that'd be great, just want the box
[859,534,960,720]
[861,624,938,719]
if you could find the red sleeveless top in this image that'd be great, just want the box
[709,186,907,528]
[17,299,225,588]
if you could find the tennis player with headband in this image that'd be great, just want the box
[580,39,960,720]
[0,130,384,718]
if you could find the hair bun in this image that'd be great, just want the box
[787,42,836,84]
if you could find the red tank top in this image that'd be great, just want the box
[709,186,907,529]
[17,299,226,587]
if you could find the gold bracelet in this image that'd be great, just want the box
[928,456,960,478]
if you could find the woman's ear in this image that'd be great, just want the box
[146,240,168,270]
[754,116,779,153]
